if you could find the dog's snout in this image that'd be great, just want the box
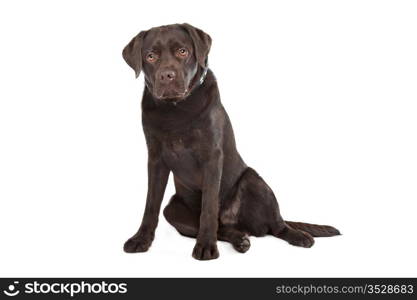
[159,70,176,82]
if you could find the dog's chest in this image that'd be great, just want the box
[163,137,189,159]
[160,129,204,170]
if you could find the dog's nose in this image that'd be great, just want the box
[159,70,176,82]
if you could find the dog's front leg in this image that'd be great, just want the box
[124,156,170,253]
[192,148,223,260]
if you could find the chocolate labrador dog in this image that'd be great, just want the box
[122,23,340,260]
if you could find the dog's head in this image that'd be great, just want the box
[123,23,211,102]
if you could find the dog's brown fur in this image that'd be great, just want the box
[122,23,340,260]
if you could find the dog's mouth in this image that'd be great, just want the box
[153,81,192,102]
[154,88,189,101]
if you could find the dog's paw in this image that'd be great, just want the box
[192,242,219,260]
[289,231,315,248]
[232,235,251,253]
[123,234,153,253]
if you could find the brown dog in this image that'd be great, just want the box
[122,23,340,260]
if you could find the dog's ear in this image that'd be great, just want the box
[181,23,212,68]
[122,31,146,78]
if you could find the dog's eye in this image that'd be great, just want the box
[146,52,158,63]
[176,48,189,58]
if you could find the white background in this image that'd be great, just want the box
[1,0,416,277]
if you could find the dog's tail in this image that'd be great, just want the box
[285,221,341,237]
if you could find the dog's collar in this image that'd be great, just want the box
[199,66,208,85]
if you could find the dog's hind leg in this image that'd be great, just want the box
[163,194,250,253]
[235,167,315,248]
[163,194,200,238]
[218,225,250,253]
[271,223,315,248]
